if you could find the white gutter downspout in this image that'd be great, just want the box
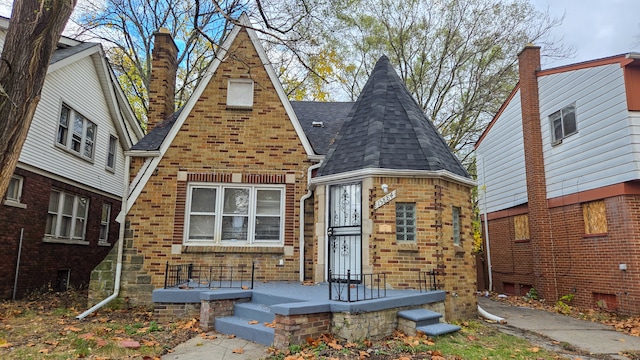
[480,156,493,291]
[77,154,130,320]
[299,162,322,282]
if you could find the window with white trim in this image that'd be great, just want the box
[185,184,284,245]
[550,104,577,143]
[99,203,111,243]
[452,206,461,246]
[106,135,117,170]
[5,175,23,203]
[45,190,89,241]
[57,104,97,160]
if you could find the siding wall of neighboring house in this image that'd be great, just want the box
[115,28,313,305]
[0,167,120,299]
[20,55,126,197]
[479,54,640,314]
[476,88,528,214]
[539,64,634,199]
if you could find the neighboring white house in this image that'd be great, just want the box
[475,46,640,314]
[0,16,144,299]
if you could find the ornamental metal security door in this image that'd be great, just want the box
[327,183,362,281]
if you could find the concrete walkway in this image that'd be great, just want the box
[162,335,270,360]
[479,297,640,359]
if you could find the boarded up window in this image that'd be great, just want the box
[583,200,607,234]
[514,214,529,240]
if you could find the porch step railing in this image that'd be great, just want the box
[418,269,444,292]
[163,262,254,289]
[328,270,387,302]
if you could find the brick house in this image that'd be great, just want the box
[90,15,477,321]
[475,46,640,314]
[0,17,144,299]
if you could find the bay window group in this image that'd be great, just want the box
[185,184,284,245]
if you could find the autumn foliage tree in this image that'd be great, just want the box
[0,0,77,199]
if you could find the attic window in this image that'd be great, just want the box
[312,121,324,127]
[227,79,254,109]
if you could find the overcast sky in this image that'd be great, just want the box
[532,0,640,68]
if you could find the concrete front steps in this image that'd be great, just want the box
[397,309,460,337]
[215,293,293,346]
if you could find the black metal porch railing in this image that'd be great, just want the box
[328,270,387,302]
[163,262,254,289]
[418,269,444,292]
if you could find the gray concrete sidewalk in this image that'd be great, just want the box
[479,296,640,359]
[161,335,269,360]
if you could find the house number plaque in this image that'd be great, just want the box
[374,189,397,209]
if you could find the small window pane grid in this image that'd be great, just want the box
[57,104,96,161]
[452,206,461,246]
[550,104,577,143]
[185,184,284,245]
[6,175,23,202]
[106,135,117,169]
[45,190,88,241]
[396,203,416,241]
[99,203,111,243]
[583,200,607,235]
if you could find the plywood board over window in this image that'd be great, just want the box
[583,200,607,235]
[514,214,529,241]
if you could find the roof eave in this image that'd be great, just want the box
[310,168,476,188]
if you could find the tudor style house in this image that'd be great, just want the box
[0,17,144,299]
[475,46,640,314]
[89,15,477,321]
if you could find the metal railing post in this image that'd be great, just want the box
[164,262,169,289]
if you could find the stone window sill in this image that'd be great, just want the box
[3,200,26,209]
[182,245,284,254]
[43,237,90,245]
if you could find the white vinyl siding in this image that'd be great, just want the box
[17,56,126,197]
[475,88,528,214]
[478,63,640,215]
[539,63,634,199]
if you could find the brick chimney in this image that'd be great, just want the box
[518,45,557,300]
[147,28,178,132]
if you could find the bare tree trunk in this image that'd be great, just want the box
[0,0,77,197]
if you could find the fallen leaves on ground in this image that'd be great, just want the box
[0,289,202,359]
[494,293,640,338]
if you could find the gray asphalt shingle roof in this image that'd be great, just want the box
[130,109,182,151]
[291,101,354,155]
[50,42,98,64]
[316,55,469,178]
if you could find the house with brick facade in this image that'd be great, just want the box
[475,46,640,314]
[0,17,144,299]
[89,15,477,323]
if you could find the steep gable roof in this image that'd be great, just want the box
[315,56,469,179]
[291,101,354,155]
[125,13,315,213]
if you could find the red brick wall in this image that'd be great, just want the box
[485,194,640,315]
[0,167,119,299]
[518,45,557,299]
